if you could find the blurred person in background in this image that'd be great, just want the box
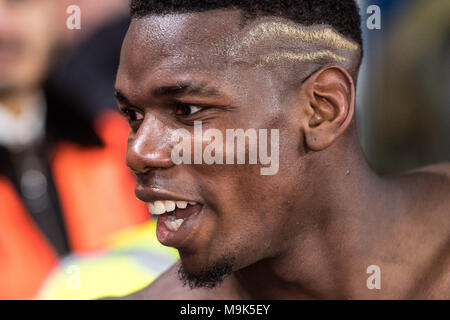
[50,15,130,118]
[0,0,176,300]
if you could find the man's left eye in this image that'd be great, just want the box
[174,103,203,117]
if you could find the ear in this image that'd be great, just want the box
[301,66,355,151]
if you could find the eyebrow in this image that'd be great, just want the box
[114,89,135,107]
[152,82,220,98]
[114,82,222,106]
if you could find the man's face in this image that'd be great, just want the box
[116,10,311,282]
[0,0,62,95]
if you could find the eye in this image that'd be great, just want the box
[174,103,204,117]
[120,108,144,123]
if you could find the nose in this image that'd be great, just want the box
[126,114,175,174]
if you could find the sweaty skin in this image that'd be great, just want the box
[115,9,450,299]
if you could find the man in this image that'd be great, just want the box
[0,0,174,299]
[115,0,450,299]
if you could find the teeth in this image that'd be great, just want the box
[176,201,188,209]
[165,215,185,232]
[147,199,198,215]
[150,201,166,215]
[147,202,155,215]
[164,200,176,212]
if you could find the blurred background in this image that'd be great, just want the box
[0,0,448,299]
[357,0,450,173]
[0,0,176,300]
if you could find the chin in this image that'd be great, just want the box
[178,250,211,273]
[177,253,236,289]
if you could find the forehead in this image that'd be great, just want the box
[119,10,243,78]
[116,10,348,105]
[116,10,258,104]
[116,9,293,108]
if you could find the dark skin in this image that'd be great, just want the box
[115,9,450,299]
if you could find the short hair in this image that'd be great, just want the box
[130,0,363,49]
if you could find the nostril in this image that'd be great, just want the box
[127,149,174,174]
[126,123,175,171]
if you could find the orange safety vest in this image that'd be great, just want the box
[0,112,148,299]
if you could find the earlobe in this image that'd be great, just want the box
[303,66,355,151]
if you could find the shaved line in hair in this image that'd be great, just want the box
[262,50,348,65]
[226,19,360,71]
[237,22,360,52]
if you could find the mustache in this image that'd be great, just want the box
[134,171,198,196]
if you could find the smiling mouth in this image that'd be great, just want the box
[147,200,202,232]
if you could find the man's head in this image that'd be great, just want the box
[116,0,362,288]
[0,0,64,97]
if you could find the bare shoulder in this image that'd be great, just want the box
[399,163,450,298]
[411,162,450,177]
[122,262,241,300]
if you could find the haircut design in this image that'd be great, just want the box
[130,0,363,49]
[130,0,363,70]
[231,22,359,67]
[239,22,359,51]
[262,50,348,65]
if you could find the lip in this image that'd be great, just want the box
[135,186,200,204]
[135,186,205,248]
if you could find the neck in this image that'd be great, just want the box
[235,130,404,299]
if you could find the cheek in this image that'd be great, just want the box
[187,142,305,265]
[192,124,303,224]
[206,185,290,268]
[200,164,294,238]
